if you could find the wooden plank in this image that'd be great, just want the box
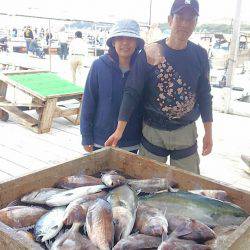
[45,92,83,99]
[64,115,80,125]
[74,98,82,125]
[0,101,43,108]
[53,107,79,118]
[0,171,13,183]
[0,123,81,165]
[221,217,250,250]
[0,158,30,177]
[38,98,57,133]
[0,106,39,128]
[0,80,7,98]
[0,145,49,171]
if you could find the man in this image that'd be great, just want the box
[69,31,88,83]
[24,26,34,53]
[57,28,68,60]
[105,0,213,174]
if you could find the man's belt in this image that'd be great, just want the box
[141,136,197,160]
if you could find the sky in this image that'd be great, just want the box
[1,0,250,25]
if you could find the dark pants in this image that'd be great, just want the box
[25,39,31,53]
[60,43,68,60]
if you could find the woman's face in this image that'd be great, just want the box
[113,36,137,59]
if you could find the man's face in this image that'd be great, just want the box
[168,8,197,42]
[113,36,137,59]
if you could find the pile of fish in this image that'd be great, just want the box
[0,170,248,250]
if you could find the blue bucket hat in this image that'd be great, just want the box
[106,19,145,50]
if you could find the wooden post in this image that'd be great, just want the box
[0,81,7,98]
[225,0,243,113]
[0,81,8,121]
[39,98,57,133]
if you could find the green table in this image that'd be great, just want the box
[0,70,83,133]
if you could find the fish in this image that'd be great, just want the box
[139,191,249,227]
[113,233,162,250]
[55,175,102,189]
[0,206,47,228]
[101,170,126,188]
[63,201,93,226]
[16,230,35,241]
[158,238,211,250]
[86,199,114,250]
[158,221,212,250]
[46,184,106,206]
[34,206,66,242]
[134,204,168,237]
[168,216,216,243]
[51,222,98,250]
[21,188,65,205]
[67,190,107,205]
[107,185,138,242]
[127,178,178,193]
[188,190,229,202]
[62,190,107,225]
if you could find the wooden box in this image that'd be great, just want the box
[0,148,249,249]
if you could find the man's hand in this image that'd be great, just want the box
[105,130,122,147]
[202,133,213,156]
[84,145,93,153]
[202,122,213,156]
[105,121,127,147]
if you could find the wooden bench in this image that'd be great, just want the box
[0,70,83,133]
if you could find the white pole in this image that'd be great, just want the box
[149,0,153,27]
[48,19,52,72]
[225,0,243,113]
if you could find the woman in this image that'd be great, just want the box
[80,19,144,153]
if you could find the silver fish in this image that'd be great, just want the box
[0,206,47,228]
[101,170,126,188]
[158,221,211,250]
[55,175,102,189]
[21,188,65,205]
[34,206,66,242]
[51,222,98,250]
[113,233,162,250]
[128,178,177,193]
[46,185,106,206]
[167,216,216,243]
[86,199,114,250]
[135,204,168,237]
[107,185,138,242]
[63,201,93,226]
[139,191,249,227]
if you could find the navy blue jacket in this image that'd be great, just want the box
[80,54,143,147]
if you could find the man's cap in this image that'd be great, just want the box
[106,19,144,50]
[170,0,199,16]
